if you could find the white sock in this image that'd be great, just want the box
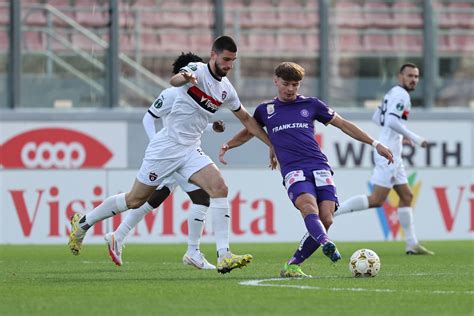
[187,204,208,255]
[398,206,419,247]
[115,202,154,242]
[210,197,230,257]
[335,195,369,217]
[85,193,128,226]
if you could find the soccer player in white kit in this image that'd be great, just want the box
[69,36,275,274]
[103,53,222,269]
[335,63,434,255]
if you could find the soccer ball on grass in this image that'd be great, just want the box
[349,248,381,277]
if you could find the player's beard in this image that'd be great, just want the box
[215,62,229,77]
[403,82,416,91]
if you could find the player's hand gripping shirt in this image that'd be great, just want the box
[164,62,241,146]
[372,85,412,163]
[253,95,335,177]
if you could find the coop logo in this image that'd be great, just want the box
[0,128,113,169]
[371,172,421,240]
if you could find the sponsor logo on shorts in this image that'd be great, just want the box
[149,172,158,181]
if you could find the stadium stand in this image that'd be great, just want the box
[447,1,474,28]
[336,0,365,28]
[2,0,473,108]
[364,1,395,29]
[23,31,44,51]
[392,1,423,29]
[9,0,473,57]
[0,30,8,51]
[0,5,8,27]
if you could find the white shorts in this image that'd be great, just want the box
[160,172,201,193]
[370,161,408,188]
[136,136,213,189]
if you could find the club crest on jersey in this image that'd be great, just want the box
[267,104,275,115]
[222,91,227,100]
[149,172,157,181]
[300,109,309,117]
[188,63,197,71]
[396,102,404,111]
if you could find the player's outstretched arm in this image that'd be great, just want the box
[330,113,394,164]
[225,106,277,169]
[219,128,253,165]
[386,115,427,147]
[232,105,272,148]
[170,71,197,86]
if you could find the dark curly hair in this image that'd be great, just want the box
[172,52,203,74]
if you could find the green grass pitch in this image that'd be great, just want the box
[1,240,472,315]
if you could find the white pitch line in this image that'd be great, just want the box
[240,278,474,295]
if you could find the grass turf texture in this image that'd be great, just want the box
[1,241,472,315]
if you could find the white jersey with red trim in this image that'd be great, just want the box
[148,87,179,129]
[373,85,412,163]
[162,62,241,146]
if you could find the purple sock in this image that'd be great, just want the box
[304,213,330,245]
[288,233,320,265]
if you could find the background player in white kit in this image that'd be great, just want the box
[69,36,275,274]
[104,53,223,269]
[335,63,434,255]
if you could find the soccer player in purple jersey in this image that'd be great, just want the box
[219,62,393,277]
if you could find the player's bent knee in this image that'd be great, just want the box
[125,194,147,209]
[188,189,211,206]
[401,193,413,205]
[370,197,385,208]
[321,216,333,229]
[127,199,146,210]
[299,204,318,217]
[208,182,228,197]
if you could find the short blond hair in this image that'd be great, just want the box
[274,62,305,81]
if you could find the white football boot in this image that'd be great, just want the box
[104,232,124,266]
[406,243,435,255]
[182,251,216,270]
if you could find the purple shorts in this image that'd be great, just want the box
[286,169,339,206]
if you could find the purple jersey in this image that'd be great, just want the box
[253,95,335,177]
